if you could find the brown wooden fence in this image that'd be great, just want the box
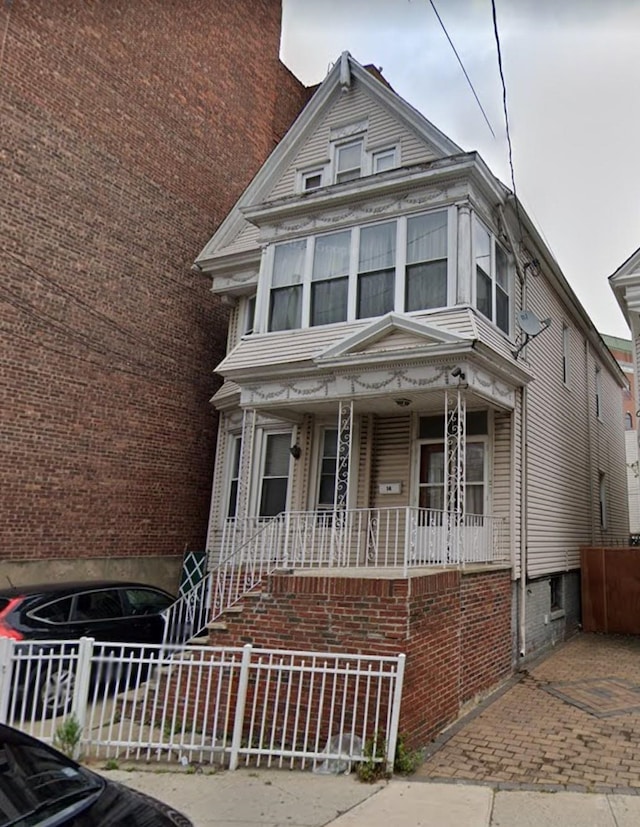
[581,547,640,634]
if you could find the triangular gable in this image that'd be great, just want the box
[609,245,640,323]
[316,313,469,363]
[195,52,462,269]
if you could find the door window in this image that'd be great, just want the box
[259,433,291,517]
[123,588,173,616]
[317,429,338,508]
[72,590,124,621]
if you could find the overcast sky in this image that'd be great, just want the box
[280,0,640,339]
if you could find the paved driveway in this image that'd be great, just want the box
[417,634,640,792]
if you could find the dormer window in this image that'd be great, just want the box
[335,140,363,183]
[473,217,511,335]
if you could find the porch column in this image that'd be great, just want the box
[236,407,257,521]
[456,203,472,305]
[335,401,354,509]
[445,390,466,562]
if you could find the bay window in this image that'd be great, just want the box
[473,217,511,335]
[265,208,452,332]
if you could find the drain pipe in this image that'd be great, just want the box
[498,202,529,660]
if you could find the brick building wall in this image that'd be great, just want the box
[0,1,309,588]
[210,568,512,748]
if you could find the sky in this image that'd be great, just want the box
[280,0,640,339]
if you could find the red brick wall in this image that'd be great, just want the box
[0,1,308,574]
[212,569,513,748]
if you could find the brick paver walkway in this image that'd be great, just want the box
[417,634,640,792]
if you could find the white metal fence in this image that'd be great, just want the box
[162,507,507,644]
[0,638,405,773]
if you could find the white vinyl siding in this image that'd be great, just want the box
[267,82,439,201]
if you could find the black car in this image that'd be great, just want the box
[0,581,174,645]
[0,581,175,716]
[0,722,192,826]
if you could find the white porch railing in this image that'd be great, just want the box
[162,507,507,644]
[0,638,405,773]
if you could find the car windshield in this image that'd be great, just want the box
[0,737,102,826]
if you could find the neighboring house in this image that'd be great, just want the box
[0,1,308,590]
[191,54,627,744]
[601,335,638,535]
[610,252,640,536]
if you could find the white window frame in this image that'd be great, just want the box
[472,215,512,336]
[242,294,257,336]
[562,324,570,386]
[372,146,398,174]
[254,429,294,518]
[298,167,326,193]
[263,207,456,332]
[315,426,339,510]
[225,434,242,519]
[415,434,490,516]
[333,138,365,184]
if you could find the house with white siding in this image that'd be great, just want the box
[610,252,640,535]
[179,55,627,737]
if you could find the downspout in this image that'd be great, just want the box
[585,340,595,544]
[498,202,528,660]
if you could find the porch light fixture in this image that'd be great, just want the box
[394,398,411,408]
[289,444,302,459]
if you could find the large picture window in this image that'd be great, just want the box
[474,217,511,335]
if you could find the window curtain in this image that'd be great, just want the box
[270,240,306,331]
[406,212,448,311]
[358,222,395,318]
[311,232,350,325]
[407,212,447,264]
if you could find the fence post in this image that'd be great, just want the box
[385,653,406,775]
[71,637,94,750]
[229,643,252,771]
[0,638,15,724]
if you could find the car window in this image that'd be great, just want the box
[72,590,124,621]
[122,588,173,616]
[30,597,74,624]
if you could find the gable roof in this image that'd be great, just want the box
[609,245,640,324]
[194,52,462,270]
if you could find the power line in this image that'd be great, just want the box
[427,0,496,139]
[490,0,524,238]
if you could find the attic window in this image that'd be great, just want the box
[302,169,323,191]
[335,140,363,183]
[373,147,397,173]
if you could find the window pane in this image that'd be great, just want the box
[466,484,484,515]
[474,221,491,276]
[313,231,351,280]
[419,485,444,510]
[32,597,73,623]
[359,222,396,272]
[495,244,508,289]
[318,429,338,507]
[124,589,172,615]
[374,150,395,172]
[476,268,491,319]
[406,260,447,311]
[407,212,447,264]
[337,141,362,175]
[357,270,394,318]
[311,277,348,326]
[496,285,509,333]
[260,478,288,517]
[466,443,484,482]
[273,240,306,287]
[74,590,123,621]
[269,285,301,331]
[264,433,291,476]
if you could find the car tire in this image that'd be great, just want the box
[33,664,75,719]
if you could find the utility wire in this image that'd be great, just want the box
[427,0,496,139]
[490,0,524,239]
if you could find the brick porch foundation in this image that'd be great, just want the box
[208,565,512,748]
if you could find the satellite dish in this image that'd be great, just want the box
[517,310,543,336]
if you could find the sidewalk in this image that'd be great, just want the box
[104,768,640,826]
